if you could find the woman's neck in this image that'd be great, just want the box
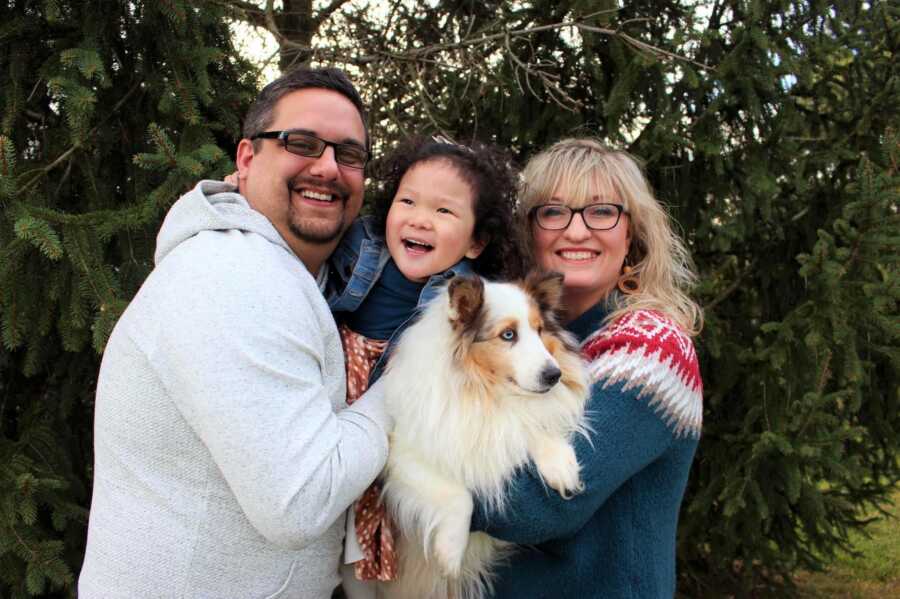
[561,284,614,324]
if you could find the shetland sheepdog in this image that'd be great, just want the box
[379,271,590,599]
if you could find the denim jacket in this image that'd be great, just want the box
[327,215,475,382]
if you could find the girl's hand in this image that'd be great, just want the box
[224,171,239,187]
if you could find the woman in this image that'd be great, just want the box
[470,138,704,598]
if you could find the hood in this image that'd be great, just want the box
[154,180,293,265]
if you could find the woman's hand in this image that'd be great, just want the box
[224,171,239,187]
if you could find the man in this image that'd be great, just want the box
[79,68,390,598]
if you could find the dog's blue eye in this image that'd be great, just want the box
[500,329,517,342]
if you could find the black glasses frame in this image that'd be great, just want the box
[529,203,628,231]
[251,130,369,169]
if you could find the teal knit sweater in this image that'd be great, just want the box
[470,301,703,599]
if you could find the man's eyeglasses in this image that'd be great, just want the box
[251,131,369,169]
[529,203,628,231]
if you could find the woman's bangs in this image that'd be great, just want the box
[524,143,629,211]
[562,160,623,210]
[521,161,564,211]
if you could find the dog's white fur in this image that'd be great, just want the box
[379,273,589,599]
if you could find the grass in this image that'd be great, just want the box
[794,488,900,598]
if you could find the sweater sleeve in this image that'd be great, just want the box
[151,232,391,549]
[471,310,702,544]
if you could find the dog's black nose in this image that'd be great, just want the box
[540,365,562,388]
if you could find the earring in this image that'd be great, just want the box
[617,265,640,295]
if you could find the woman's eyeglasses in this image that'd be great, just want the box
[251,130,369,169]
[529,203,627,231]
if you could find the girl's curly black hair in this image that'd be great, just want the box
[369,136,523,280]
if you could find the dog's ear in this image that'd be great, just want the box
[524,270,565,315]
[447,276,485,331]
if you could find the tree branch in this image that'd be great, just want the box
[18,82,143,196]
[577,24,712,71]
[703,257,758,312]
[313,0,350,27]
[269,11,709,74]
[209,0,268,30]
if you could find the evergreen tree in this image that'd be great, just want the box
[1,0,897,596]
[224,0,900,593]
[312,1,900,592]
[0,1,257,596]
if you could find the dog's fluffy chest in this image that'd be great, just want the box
[390,394,564,498]
[378,274,589,599]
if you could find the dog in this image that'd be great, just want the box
[378,271,590,599]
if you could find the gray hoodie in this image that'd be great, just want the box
[79,180,390,598]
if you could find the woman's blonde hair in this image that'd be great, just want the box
[517,138,703,336]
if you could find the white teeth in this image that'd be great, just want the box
[300,190,333,201]
[559,250,596,260]
[405,239,432,248]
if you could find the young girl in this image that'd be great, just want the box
[326,136,520,597]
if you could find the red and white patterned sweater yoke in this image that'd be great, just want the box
[581,309,704,439]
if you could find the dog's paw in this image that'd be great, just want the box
[533,438,583,499]
[431,495,474,578]
[433,525,467,578]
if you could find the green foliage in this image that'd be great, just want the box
[0,135,16,198]
[318,0,900,594]
[1,0,897,597]
[1,419,80,597]
[795,488,900,597]
[0,0,257,595]
[13,216,63,261]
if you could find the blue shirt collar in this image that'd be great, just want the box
[444,258,475,278]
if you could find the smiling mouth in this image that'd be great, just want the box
[557,250,598,261]
[293,188,337,203]
[403,238,433,253]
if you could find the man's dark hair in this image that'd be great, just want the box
[370,136,523,280]
[243,67,369,150]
